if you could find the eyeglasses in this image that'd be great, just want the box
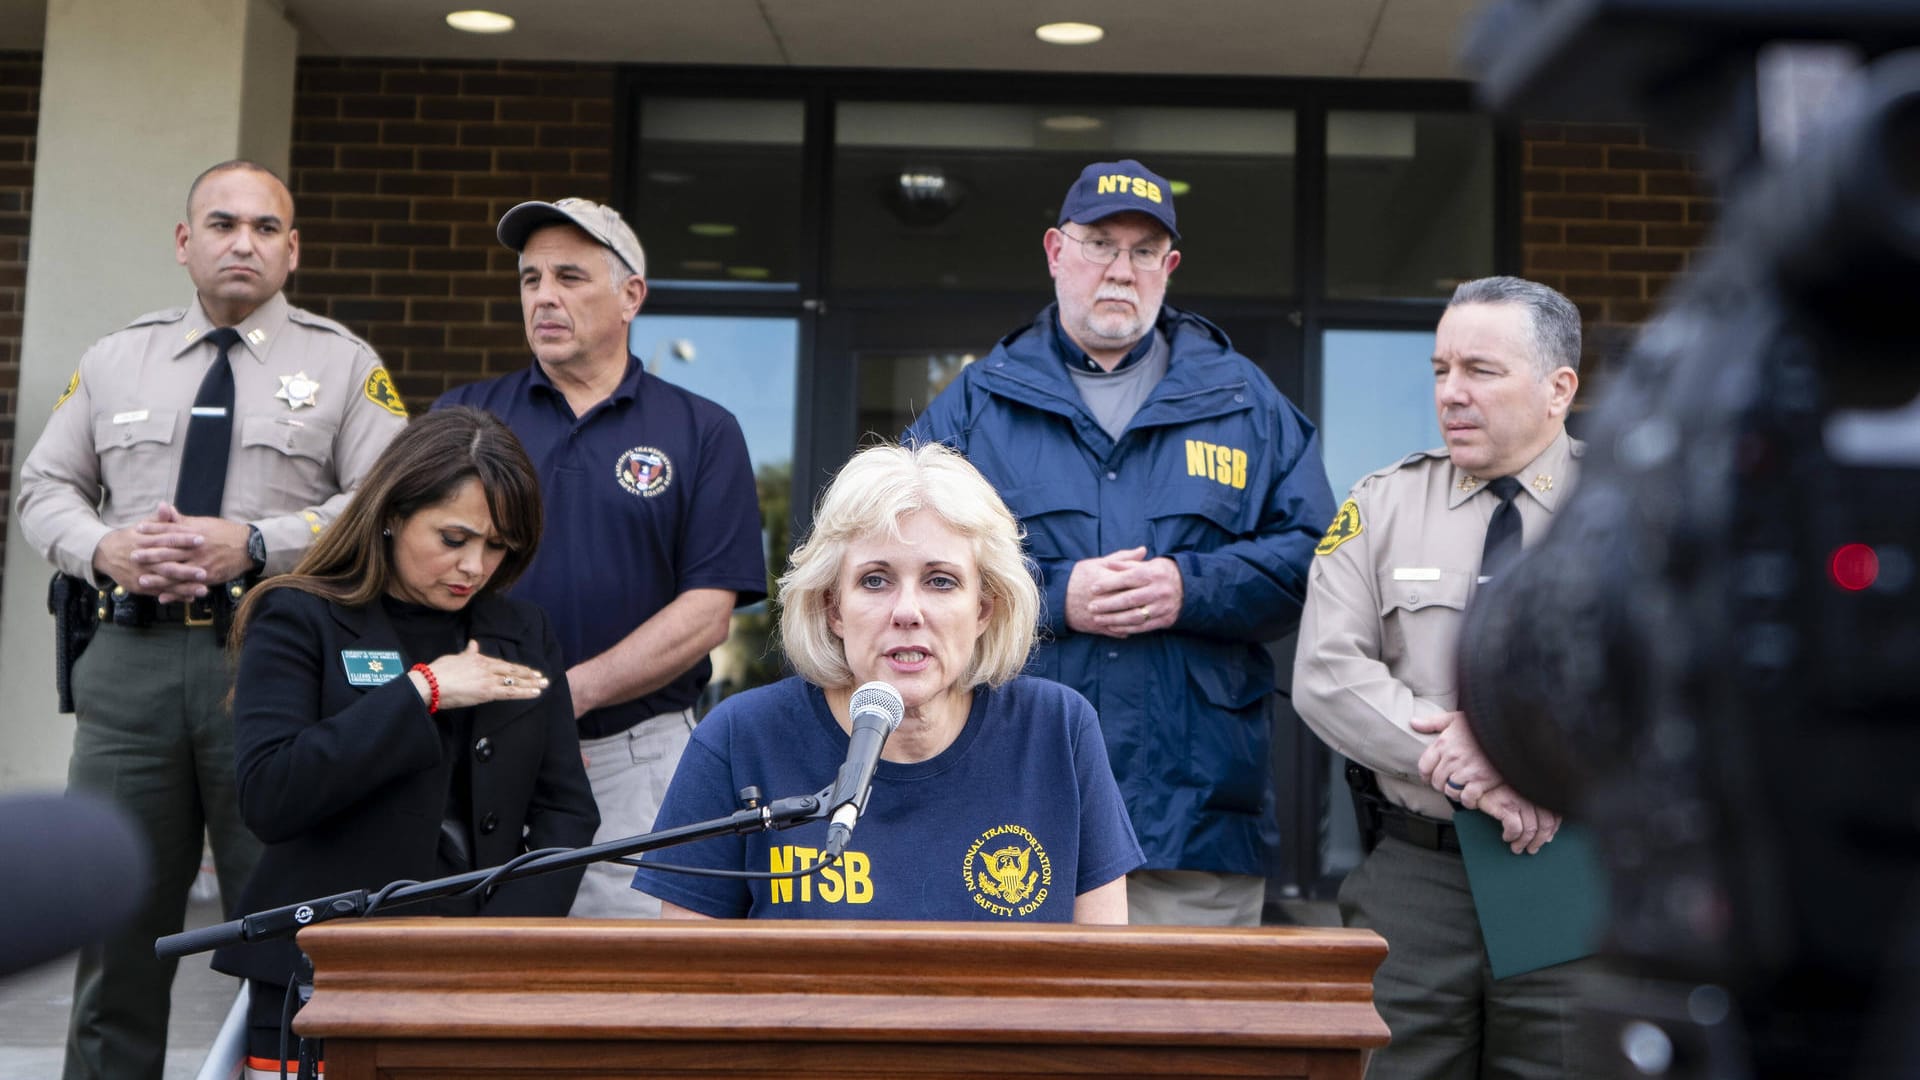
[1059,228,1174,272]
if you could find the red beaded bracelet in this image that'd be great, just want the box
[410,662,440,714]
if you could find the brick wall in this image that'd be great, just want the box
[286,59,616,413]
[1519,121,1717,374]
[0,52,39,590]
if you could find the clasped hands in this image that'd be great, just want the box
[1066,547,1183,638]
[1411,710,1560,855]
[93,503,252,602]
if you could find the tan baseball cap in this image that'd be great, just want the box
[496,198,646,276]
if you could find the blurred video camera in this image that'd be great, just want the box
[1456,2,1920,1076]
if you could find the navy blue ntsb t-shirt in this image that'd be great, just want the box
[630,676,1144,920]
[435,356,767,738]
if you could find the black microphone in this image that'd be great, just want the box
[0,791,152,977]
[822,681,904,857]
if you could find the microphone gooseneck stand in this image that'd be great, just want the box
[162,679,905,1079]
[159,788,837,1078]
[156,786,832,962]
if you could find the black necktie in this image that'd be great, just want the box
[174,327,243,517]
[1478,476,1524,584]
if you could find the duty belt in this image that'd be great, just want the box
[1375,805,1462,853]
[1345,758,1461,854]
[105,580,251,636]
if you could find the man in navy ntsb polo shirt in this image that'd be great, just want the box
[436,198,767,917]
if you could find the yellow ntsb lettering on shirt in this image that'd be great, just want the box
[1184,439,1248,490]
[768,845,872,905]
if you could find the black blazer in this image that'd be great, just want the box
[212,587,599,986]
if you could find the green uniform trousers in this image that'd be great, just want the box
[63,623,261,1080]
[1339,834,1609,1080]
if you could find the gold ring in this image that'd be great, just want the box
[1139,605,1151,620]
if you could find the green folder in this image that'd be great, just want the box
[1453,811,1608,979]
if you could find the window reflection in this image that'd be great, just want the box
[1326,111,1495,300]
[1319,328,1442,500]
[833,102,1295,296]
[634,98,805,289]
[858,349,978,442]
[629,314,799,704]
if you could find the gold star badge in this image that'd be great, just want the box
[1532,473,1554,493]
[275,372,320,410]
[1457,475,1480,493]
[368,660,384,673]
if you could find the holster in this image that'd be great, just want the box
[1344,758,1387,855]
[48,572,104,714]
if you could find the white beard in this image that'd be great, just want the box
[1074,286,1158,348]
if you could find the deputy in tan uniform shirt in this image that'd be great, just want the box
[21,289,407,580]
[1294,429,1579,821]
[1292,276,1602,1080]
[15,160,406,1080]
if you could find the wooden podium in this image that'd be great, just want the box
[295,918,1388,1078]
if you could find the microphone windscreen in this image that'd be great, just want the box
[0,791,152,976]
[849,681,904,730]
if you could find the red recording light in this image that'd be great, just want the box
[1829,544,1879,591]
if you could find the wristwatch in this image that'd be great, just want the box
[246,525,267,577]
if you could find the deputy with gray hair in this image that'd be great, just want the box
[1292,275,1601,1078]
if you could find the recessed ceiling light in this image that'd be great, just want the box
[446,10,515,34]
[1042,115,1104,133]
[647,170,694,185]
[681,259,724,272]
[689,223,738,238]
[1036,22,1104,46]
[728,266,772,280]
[1169,180,1192,197]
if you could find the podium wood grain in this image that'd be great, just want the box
[295,919,1389,1078]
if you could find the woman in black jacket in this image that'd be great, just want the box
[211,407,598,1073]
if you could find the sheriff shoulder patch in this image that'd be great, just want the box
[54,370,79,411]
[1315,499,1363,556]
[363,368,408,418]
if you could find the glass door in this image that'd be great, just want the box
[629,313,800,705]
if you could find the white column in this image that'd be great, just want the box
[0,0,297,791]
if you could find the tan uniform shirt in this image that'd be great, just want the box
[1292,430,1581,820]
[18,292,409,581]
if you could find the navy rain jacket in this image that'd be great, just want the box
[906,304,1335,875]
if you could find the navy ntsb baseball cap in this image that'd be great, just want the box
[1057,159,1179,241]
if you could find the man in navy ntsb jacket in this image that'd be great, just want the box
[907,159,1334,925]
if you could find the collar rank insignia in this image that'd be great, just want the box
[1457,475,1480,493]
[276,371,320,410]
[1532,473,1554,493]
